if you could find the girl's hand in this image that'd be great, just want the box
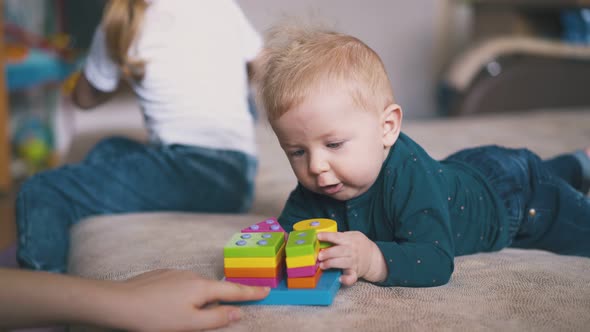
[111,269,270,331]
[317,231,387,286]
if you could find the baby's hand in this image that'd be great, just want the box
[317,231,387,286]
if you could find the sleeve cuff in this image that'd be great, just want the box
[374,241,454,287]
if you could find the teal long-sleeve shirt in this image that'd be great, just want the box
[278,133,510,287]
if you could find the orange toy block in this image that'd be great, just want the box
[287,267,323,289]
[224,262,284,278]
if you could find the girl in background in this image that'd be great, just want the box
[16,0,262,272]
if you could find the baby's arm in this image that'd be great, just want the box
[277,185,388,286]
[317,231,387,286]
[0,268,268,330]
[279,182,455,287]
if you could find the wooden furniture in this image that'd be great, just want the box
[470,0,590,42]
[440,0,590,116]
[0,0,78,194]
[0,0,13,194]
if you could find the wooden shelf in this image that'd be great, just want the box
[0,0,80,194]
[1,0,13,193]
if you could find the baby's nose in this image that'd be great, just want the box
[308,155,329,175]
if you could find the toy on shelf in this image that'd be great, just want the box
[3,18,83,179]
[4,23,82,92]
[12,116,54,176]
[223,217,342,306]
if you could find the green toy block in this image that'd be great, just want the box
[224,232,285,258]
[286,229,319,257]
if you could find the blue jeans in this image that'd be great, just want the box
[446,146,590,257]
[16,137,257,272]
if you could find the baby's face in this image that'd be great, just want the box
[271,88,389,201]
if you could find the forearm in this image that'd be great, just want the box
[373,242,454,287]
[363,242,388,283]
[0,268,129,329]
[71,72,116,110]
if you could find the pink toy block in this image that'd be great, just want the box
[242,217,286,234]
[226,268,284,288]
[287,260,320,278]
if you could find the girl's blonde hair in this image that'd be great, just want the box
[257,25,395,121]
[102,0,148,81]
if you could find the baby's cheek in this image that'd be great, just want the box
[292,167,309,181]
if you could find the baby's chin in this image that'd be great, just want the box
[310,185,366,201]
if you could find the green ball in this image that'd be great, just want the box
[19,139,50,164]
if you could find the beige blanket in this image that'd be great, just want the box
[69,109,590,331]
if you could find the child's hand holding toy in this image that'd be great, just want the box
[317,231,387,286]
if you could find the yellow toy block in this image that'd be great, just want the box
[293,218,338,249]
[224,244,285,268]
[286,243,319,268]
[293,218,338,233]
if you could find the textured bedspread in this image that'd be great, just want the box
[69,109,590,331]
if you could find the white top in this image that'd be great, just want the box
[84,0,261,156]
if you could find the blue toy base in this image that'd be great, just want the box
[227,269,341,306]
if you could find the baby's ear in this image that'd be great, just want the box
[381,104,402,148]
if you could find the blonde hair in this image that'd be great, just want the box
[257,25,395,121]
[102,0,148,81]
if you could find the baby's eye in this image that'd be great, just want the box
[289,150,305,157]
[326,142,343,149]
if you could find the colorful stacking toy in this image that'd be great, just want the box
[224,223,286,287]
[285,229,322,288]
[223,217,342,305]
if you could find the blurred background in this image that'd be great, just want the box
[1,0,590,253]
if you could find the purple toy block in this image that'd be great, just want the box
[287,260,320,278]
[242,217,286,234]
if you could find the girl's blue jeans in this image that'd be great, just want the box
[16,136,257,273]
[446,146,590,257]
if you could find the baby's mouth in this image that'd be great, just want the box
[321,183,343,195]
